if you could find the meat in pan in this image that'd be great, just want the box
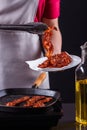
[33,97,53,108]
[23,95,45,107]
[5,95,53,108]
[6,96,30,106]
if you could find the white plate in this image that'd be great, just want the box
[25,55,81,72]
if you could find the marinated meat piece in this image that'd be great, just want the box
[5,95,53,108]
[49,52,72,67]
[33,102,45,108]
[40,25,72,68]
[42,26,57,58]
[38,52,72,68]
[6,96,30,106]
[23,95,45,107]
[33,97,52,108]
[38,59,49,68]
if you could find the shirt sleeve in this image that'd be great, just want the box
[35,0,61,22]
[43,0,60,19]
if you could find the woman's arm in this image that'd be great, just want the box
[42,17,62,54]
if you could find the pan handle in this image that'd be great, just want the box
[32,72,47,88]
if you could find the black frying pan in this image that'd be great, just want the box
[0,73,61,113]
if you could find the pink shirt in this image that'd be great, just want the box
[35,0,60,22]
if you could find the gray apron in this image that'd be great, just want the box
[0,0,49,90]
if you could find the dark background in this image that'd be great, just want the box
[49,0,87,103]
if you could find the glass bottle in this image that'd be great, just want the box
[75,42,87,125]
[76,123,87,130]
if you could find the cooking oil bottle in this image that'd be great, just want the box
[75,42,87,125]
[76,123,87,130]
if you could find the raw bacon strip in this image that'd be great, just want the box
[23,96,45,107]
[33,97,52,108]
[42,26,57,58]
[5,96,30,106]
[33,102,45,108]
[40,25,72,68]
[5,95,53,108]
[38,51,72,68]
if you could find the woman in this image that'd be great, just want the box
[0,0,62,90]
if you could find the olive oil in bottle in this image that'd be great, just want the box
[75,42,87,125]
[75,79,87,124]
